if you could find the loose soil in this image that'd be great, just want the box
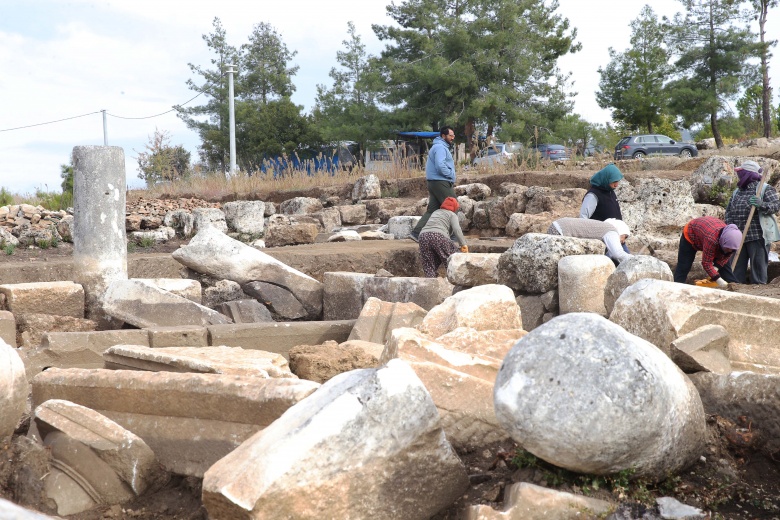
[3,166,780,518]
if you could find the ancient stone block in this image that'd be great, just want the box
[0,281,84,318]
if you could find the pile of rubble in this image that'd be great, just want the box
[0,204,70,248]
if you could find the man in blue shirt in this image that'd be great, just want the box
[410,126,457,241]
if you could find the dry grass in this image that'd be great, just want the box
[699,143,780,158]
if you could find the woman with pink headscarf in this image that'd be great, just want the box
[724,160,780,284]
[674,216,741,286]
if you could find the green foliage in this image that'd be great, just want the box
[372,0,579,143]
[60,162,73,196]
[0,187,13,206]
[597,6,672,132]
[695,115,746,141]
[138,236,156,248]
[665,0,761,147]
[313,21,388,164]
[33,188,72,211]
[737,84,780,137]
[135,128,192,185]
[653,114,682,141]
[3,242,14,255]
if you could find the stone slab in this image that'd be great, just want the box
[207,320,355,360]
[0,281,84,318]
[147,325,209,348]
[31,368,320,477]
[0,310,16,347]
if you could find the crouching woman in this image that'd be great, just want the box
[418,197,468,278]
[547,217,632,265]
[673,216,741,287]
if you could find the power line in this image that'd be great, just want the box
[107,91,204,120]
[0,90,206,132]
[0,111,102,133]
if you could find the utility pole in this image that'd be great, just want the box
[225,64,237,175]
[101,109,108,145]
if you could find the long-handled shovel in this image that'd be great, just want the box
[729,165,773,271]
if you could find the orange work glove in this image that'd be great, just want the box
[460,245,469,253]
[694,278,718,288]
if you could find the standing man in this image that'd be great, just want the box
[410,126,457,242]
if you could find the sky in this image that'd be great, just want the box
[1,0,778,194]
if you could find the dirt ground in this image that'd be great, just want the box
[3,165,780,518]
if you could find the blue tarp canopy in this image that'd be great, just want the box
[396,131,438,138]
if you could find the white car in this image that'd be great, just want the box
[472,143,523,166]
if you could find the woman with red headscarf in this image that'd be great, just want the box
[417,197,468,277]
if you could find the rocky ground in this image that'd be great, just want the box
[3,162,780,519]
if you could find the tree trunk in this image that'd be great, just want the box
[759,0,772,138]
[712,112,724,149]
[465,118,477,159]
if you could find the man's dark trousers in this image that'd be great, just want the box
[412,180,456,234]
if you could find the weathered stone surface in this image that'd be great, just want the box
[103,279,231,328]
[465,482,612,520]
[525,187,587,217]
[419,284,522,338]
[1,339,28,439]
[690,156,780,204]
[327,230,361,242]
[604,255,673,316]
[323,272,375,321]
[104,345,294,378]
[202,279,245,309]
[516,295,544,332]
[504,212,554,237]
[348,297,427,344]
[502,191,527,216]
[447,253,500,287]
[314,207,341,233]
[455,183,491,200]
[0,310,15,347]
[163,209,194,237]
[32,368,320,477]
[610,279,780,371]
[128,226,175,244]
[265,219,320,247]
[494,313,706,480]
[386,215,422,239]
[34,399,165,500]
[656,497,707,520]
[216,299,274,324]
[351,174,381,202]
[690,371,780,453]
[618,178,705,237]
[497,233,605,294]
[202,359,469,520]
[207,320,354,360]
[435,327,525,363]
[383,328,501,381]
[670,325,731,375]
[192,207,228,234]
[0,281,84,318]
[288,340,381,383]
[16,313,97,349]
[135,278,202,304]
[0,227,20,247]
[279,197,323,215]
[363,276,453,311]
[243,281,308,320]
[0,498,57,519]
[21,329,150,379]
[359,230,394,240]
[223,200,265,235]
[338,204,367,225]
[173,227,323,318]
[147,326,208,348]
[558,255,615,316]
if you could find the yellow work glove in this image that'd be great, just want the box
[460,245,469,253]
[694,278,718,288]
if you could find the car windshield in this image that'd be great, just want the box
[505,143,523,153]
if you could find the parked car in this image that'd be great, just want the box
[530,144,569,161]
[472,142,523,166]
[614,134,698,160]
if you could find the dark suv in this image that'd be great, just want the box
[614,134,698,160]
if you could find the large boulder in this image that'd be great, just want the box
[172,227,323,319]
[202,359,469,520]
[351,175,381,202]
[279,197,323,215]
[618,178,710,236]
[418,284,522,338]
[497,233,605,294]
[557,255,614,316]
[446,253,501,287]
[494,313,706,480]
[1,339,28,439]
[604,255,673,316]
[223,201,265,235]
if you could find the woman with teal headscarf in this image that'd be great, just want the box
[580,163,624,221]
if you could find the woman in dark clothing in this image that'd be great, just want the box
[724,160,780,284]
[580,164,624,221]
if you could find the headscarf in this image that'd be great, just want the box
[440,197,459,212]
[719,224,742,250]
[589,164,624,190]
[735,160,762,189]
[605,218,631,237]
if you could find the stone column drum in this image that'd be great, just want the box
[72,146,128,325]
